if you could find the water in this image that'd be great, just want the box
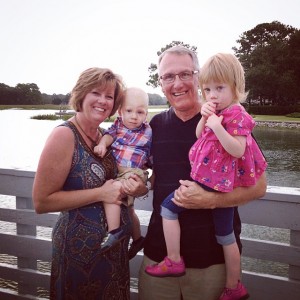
[253,126,300,188]
[0,109,299,295]
[0,109,62,171]
[0,109,299,187]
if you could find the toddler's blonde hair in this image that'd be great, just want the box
[199,53,247,103]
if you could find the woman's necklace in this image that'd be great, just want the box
[74,114,101,148]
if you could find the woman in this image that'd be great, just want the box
[33,68,146,299]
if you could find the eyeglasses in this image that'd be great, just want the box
[160,70,199,84]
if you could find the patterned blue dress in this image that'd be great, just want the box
[50,121,132,300]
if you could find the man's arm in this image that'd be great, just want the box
[173,172,267,209]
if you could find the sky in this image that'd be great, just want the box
[0,0,299,96]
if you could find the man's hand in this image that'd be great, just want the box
[122,174,148,198]
[172,173,267,210]
[172,180,216,209]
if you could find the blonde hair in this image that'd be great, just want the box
[69,67,125,116]
[199,53,247,103]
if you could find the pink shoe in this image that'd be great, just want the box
[219,281,249,300]
[145,256,186,277]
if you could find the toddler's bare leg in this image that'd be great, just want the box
[129,206,141,240]
[104,203,121,232]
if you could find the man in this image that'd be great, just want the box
[138,46,267,300]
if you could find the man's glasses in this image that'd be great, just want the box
[160,70,199,84]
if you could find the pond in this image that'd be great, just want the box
[0,109,299,187]
[253,126,300,188]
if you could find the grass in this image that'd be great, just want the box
[31,114,70,121]
[253,115,300,122]
[0,104,62,110]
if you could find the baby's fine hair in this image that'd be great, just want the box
[199,53,247,103]
[124,87,149,105]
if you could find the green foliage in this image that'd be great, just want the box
[233,21,300,106]
[0,83,42,105]
[52,97,62,105]
[41,93,70,105]
[0,83,70,106]
[31,114,62,120]
[0,104,64,110]
[286,112,300,118]
[148,93,167,105]
[146,41,197,88]
[31,114,117,122]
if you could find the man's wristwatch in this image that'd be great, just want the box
[137,180,151,201]
[145,180,151,192]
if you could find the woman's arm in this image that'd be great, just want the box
[32,127,123,214]
[173,172,267,209]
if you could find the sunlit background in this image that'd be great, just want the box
[0,0,299,96]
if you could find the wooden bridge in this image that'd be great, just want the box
[0,168,299,299]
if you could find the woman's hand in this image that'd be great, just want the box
[122,174,148,198]
[99,179,124,205]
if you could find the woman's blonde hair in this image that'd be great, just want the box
[69,67,125,116]
[199,53,247,103]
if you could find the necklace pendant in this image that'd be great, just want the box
[75,114,101,149]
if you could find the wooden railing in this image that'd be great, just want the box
[0,168,299,299]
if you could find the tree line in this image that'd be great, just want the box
[147,21,300,109]
[1,21,299,110]
[0,83,167,106]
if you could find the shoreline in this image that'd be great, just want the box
[255,120,300,129]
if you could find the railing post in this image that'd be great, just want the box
[289,230,300,281]
[16,196,37,296]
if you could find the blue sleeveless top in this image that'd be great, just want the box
[51,121,132,300]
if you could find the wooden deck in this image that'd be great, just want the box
[0,168,299,299]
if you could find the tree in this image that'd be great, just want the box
[233,21,300,105]
[63,93,71,105]
[0,83,11,104]
[148,93,167,105]
[146,41,197,88]
[15,83,42,105]
[52,94,62,105]
[285,30,300,101]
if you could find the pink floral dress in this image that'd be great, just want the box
[189,105,267,192]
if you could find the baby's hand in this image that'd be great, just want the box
[206,113,224,131]
[201,102,216,118]
[94,144,107,157]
